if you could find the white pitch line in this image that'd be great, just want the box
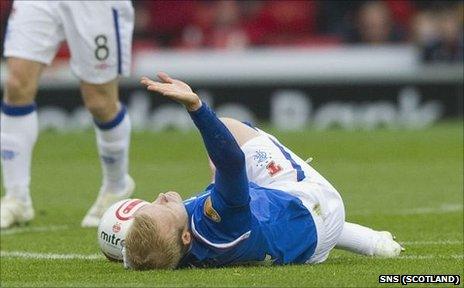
[0,225,70,236]
[401,240,463,245]
[0,251,104,260]
[351,203,463,216]
[330,254,464,260]
[2,250,463,262]
[398,254,463,260]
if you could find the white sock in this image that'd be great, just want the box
[1,102,38,204]
[335,222,379,256]
[94,105,131,194]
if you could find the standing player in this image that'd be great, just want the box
[1,1,135,228]
[121,73,403,270]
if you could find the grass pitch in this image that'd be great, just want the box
[1,122,462,287]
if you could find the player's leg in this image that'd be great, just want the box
[79,79,134,227]
[219,118,260,147]
[335,222,404,257]
[238,125,311,188]
[0,58,44,228]
[1,1,63,229]
[204,117,259,179]
[55,1,135,227]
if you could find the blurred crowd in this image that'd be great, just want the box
[1,0,463,63]
[133,0,464,63]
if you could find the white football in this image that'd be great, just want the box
[97,198,149,261]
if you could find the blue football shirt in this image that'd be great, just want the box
[179,182,317,267]
[179,103,317,268]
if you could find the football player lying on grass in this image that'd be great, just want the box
[121,72,404,269]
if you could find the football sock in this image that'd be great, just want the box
[94,105,131,195]
[1,102,38,204]
[335,222,378,255]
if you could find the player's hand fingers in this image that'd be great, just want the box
[141,78,173,95]
[146,83,179,99]
[146,83,167,94]
[140,76,158,87]
[157,72,174,84]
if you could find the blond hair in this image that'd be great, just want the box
[125,213,184,270]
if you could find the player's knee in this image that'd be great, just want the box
[81,83,119,122]
[81,81,119,121]
[219,117,260,146]
[84,97,119,121]
[4,58,42,104]
[4,73,35,104]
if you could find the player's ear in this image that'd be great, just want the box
[181,230,191,246]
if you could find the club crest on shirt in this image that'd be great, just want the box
[253,150,268,163]
[204,196,221,222]
[266,161,283,176]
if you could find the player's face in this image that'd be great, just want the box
[135,191,188,232]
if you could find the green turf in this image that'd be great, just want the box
[1,122,463,287]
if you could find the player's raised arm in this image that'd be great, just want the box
[141,73,249,207]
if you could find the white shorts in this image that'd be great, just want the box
[3,0,134,84]
[241,129,345,264]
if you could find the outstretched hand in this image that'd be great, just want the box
[140,72,202,111]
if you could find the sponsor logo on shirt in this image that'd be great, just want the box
[266,161,283,176]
